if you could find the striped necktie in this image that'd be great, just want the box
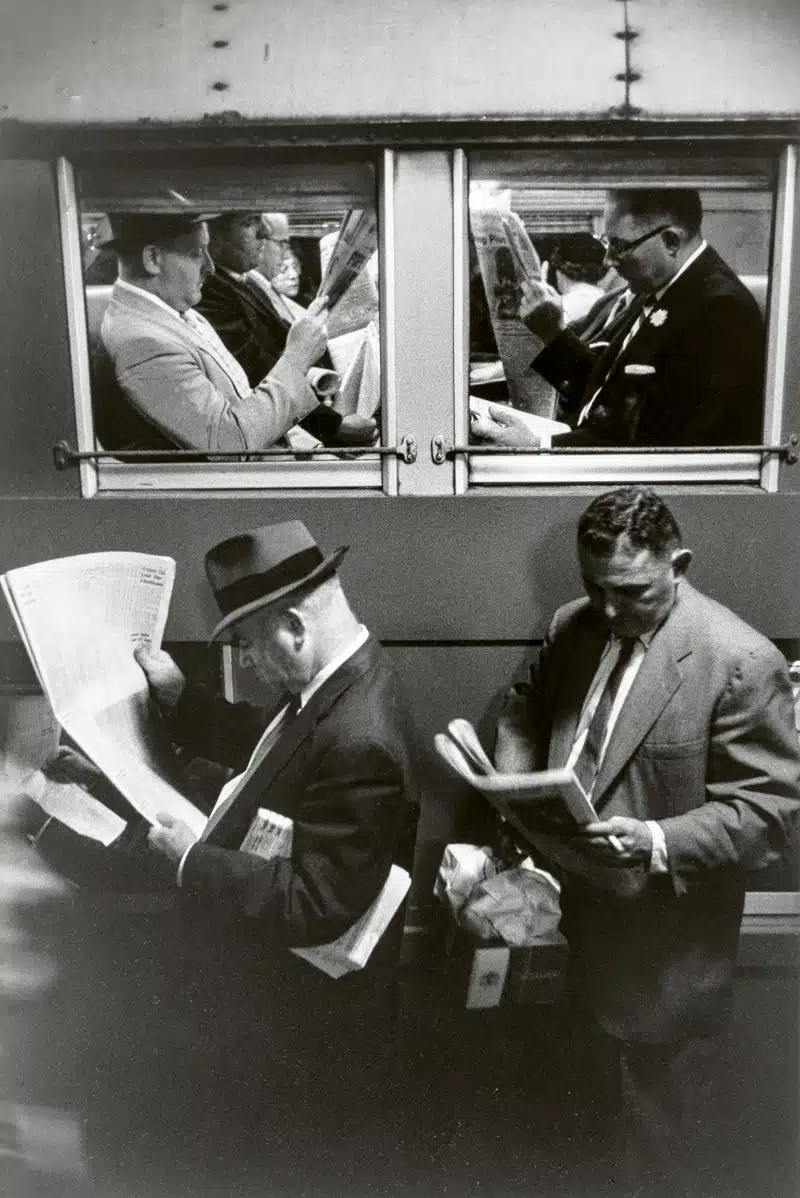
[572,638,637,794]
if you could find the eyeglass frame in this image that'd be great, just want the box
[595,223,672,260]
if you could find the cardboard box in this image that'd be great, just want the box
[441,918,568,1009]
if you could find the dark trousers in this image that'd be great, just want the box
[558,987,724,1198]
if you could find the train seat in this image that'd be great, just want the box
[739,274,768,319]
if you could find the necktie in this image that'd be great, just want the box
[200,694,302,840]
[577,295,651,425]
[572,638,637,794]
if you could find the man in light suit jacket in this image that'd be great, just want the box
[472,189,765,449]
[495,487,799,1197]
[18,521,419,1193]
[96,212,332,453]
[197,211,377,446]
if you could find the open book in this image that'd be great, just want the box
[435,719,645,897]
[241,807,410,979]
[1,552,205,838]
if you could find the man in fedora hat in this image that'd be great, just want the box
[94,208,332,453]
[20,520,419,1191]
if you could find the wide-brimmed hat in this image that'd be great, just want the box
[205,521,348,643]
[96,190,220,249]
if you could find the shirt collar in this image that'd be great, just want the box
[115,277,184,322]
[299,624,370,709]
[653,240,707,303]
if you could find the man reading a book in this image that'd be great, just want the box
[18,520,419,1191]
[495,486,800,1197]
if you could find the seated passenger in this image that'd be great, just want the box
[98,211,330,453]
[472,189,765,450]
[198,212,377,447]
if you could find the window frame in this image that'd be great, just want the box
[57,151,397,497]
[455,144,797,494]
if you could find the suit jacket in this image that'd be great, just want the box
[496,582,800,1043]
[99,281,319,452]
[197,269,343,443]
[534,246,765,447]
[38,636,418,987]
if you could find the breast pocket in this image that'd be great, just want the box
[636,738,707,817]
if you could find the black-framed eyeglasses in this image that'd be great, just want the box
[595,223,671,260]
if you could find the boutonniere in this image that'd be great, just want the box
[649,308,668,327]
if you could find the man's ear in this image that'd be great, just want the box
[284,607,307,648]
[671,548,693,577]
[662,228,683,256]
[141,244,162,278]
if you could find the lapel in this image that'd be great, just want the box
[110,282,249,397]
[238,272,294,332]
[203,635,381,846]
[548,617,607,770]
[591,584,696,808]
[597,246,715,394]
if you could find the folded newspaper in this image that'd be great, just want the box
[435,719,646,896]
[1,552,205,838]
[468,196,556,418]
[241,807,410,979]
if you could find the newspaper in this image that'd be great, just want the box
[1,553,205,837]
[317,211,379,324]
[469,395,570,448]
[469,196,556,418]
[241,806,410,978]
[435,719,646,897]
[331,320,380,419]
[0,693,60,787]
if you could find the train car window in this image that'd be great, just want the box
[61,153,389,494]
[464,147,781,487]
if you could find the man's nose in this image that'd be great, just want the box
[202,250,215,277]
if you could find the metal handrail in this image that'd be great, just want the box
[53,437,417,469]
[431,434,798,465]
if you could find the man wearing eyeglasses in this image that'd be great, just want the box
[472,189,765,449]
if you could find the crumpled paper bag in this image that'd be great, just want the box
[435,843,562,946]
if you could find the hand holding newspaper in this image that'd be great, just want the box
[435,719,644,896]
[1,553,205,839]
[241,807,410,978]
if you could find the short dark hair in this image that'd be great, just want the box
[577,487,682,556]
[608,189,703,238]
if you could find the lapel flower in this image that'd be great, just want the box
[649,308,668,327]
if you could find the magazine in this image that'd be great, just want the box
[435,719,645,896]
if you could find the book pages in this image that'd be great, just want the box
[1,553,205,837]
[435,721,645,897]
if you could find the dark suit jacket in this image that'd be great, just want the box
[496,582,800,1043]
[533,246,765,447]
[37,636,419,1047]
[197,268,343,444]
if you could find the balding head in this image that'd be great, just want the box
[260,213,292,280]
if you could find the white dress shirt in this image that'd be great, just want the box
[567,631,668,873]
[176,624,370,883]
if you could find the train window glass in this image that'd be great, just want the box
[464,148,779,488]
[61,153,389,494]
